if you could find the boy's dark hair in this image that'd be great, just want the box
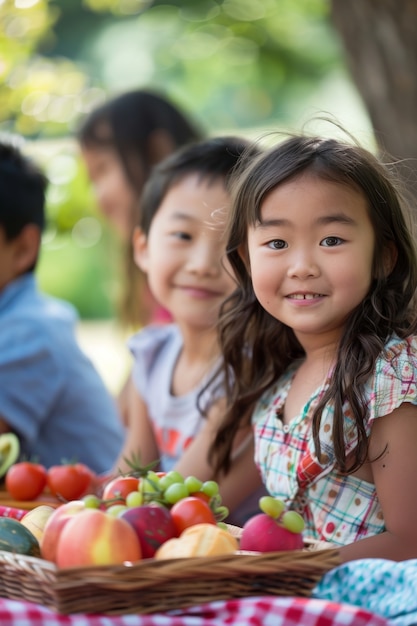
[139,136,259,235]
[0,140,47,241]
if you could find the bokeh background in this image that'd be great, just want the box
[1,0,416,392]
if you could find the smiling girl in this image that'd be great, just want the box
[209,133,417,561]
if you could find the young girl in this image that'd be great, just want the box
[210,133,417,560]
[78,89,203,328]
[113,136,266,523]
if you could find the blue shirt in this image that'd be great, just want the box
[0,274,125,473]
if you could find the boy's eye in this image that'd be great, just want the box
[321,236,343,247]
[267,239,287,250]
[172,231,192,241]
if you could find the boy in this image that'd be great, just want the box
[0,139,124,473]
[112,137,267,524]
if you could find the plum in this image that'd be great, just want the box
[119,503,177,558]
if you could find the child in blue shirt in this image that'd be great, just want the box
[0,139,125,473]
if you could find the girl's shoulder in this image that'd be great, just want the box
[376,334,417,374]
[367,334,417,422]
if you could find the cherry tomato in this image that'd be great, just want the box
[47,463,93,501]
[5,462,48,501]
[102,475,139,505]
[170,496,216,535]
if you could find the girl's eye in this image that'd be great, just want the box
[267,239,287,250]
[321,236,343,247]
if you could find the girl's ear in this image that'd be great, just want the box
[382,241,398,276]
[132,226,149,273]
[13,225,40,274]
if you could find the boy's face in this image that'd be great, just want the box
[133,173,236,331]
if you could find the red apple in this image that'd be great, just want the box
[119,503,177,558]
[40,500,86,562]
[240,513,304,552]
[56,508,141,567]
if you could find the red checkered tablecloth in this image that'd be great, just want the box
[0,596,391,625]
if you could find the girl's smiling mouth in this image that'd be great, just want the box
[286,292,325,300]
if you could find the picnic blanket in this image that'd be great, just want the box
[314,557,417,625]
[0,596,391,626]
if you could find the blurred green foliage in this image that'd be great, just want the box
[0,0,355,318]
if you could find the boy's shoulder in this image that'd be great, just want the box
[128,323,181,358]
[0,275,79,355]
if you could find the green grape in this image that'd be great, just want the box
[82,494,101,509]
[106,504,128,517]
[217,522,228,530]
[159,470,184,491]
[163,482,189,504]
[145,471,161,487]
[259,496,285,519]
[125,490,143,508]
[166,470,184,483]
[281,510,305,534]
[201,480,219,497]
[141,477,160,496]
[184,475,203,493]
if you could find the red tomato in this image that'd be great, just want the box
[47,464,93,501]
[170,496,216,535]
[190,491,211,504]
[5,462,48,501]
[102,475,139,505]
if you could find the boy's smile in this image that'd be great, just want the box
[134,173,236,331]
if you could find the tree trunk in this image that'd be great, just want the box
[330,0,417,205]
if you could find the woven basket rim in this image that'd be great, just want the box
[0,533,341,615]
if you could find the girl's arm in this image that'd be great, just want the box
[174,399,264,513]
[338,401,417,562]
[111,373,160,475]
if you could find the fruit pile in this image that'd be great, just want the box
[0,458,307,567]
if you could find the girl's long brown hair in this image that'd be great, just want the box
[210,134,417,476]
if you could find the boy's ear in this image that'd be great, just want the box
[132,226,149,273]
[237,243,251,275]
[13,225,41,273]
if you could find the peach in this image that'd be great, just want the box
[240,513,304,552]
[56,508,142,567]
[40,500,86,562]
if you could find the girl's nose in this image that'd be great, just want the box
[287,249,320,279]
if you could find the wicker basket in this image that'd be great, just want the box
[0,546,340,615]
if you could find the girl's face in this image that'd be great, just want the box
[133,173,236,331]
[244,173,376,348]
[81,145,137,241]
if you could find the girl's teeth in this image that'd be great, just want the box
[291,294,320,299]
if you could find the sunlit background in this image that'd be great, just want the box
[0,0,375,391]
